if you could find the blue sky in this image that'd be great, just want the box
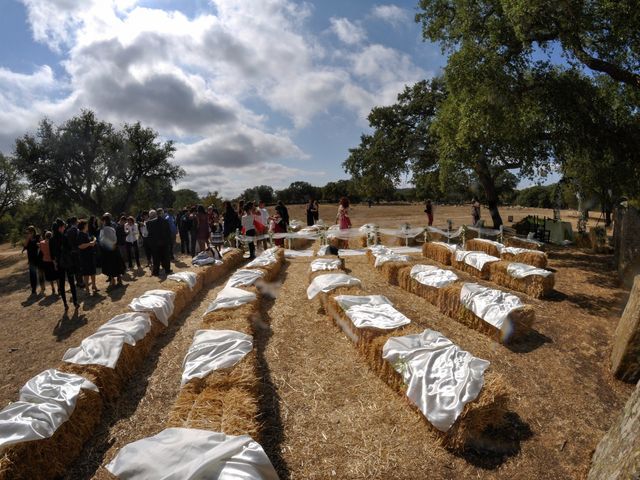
[1,0,558,197]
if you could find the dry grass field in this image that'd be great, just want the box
[0,204,632,479]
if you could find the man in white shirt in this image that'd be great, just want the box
[258,200,270,251]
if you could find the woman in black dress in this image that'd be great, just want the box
[50,218,79,310]
[77,219,98,293]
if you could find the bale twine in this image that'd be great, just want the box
[422,243,454,265]
[0,388,103,480]
[487,261,555,299]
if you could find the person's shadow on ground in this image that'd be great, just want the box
[106,283,128,301]
[53,309,88,341]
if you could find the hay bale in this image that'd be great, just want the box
[451,257,492,280]
[422,242,454,265]
[379,260,416,286]
[0,388,102,480]
[611,275,640,382]
[161,282,190,315]
[455,298,535,344]
[380,234,417,247]
[397,268,446,305]
[56,318,165,403]
[202,301,259,328]
[504,237,544,251]
[318,286,367,313]
[465,239,502,258]
[500,250,548,269]
[487,261,555,298]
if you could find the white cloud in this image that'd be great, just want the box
[4,0,431,196]
[329,17,366,45]
[370,4,410,28]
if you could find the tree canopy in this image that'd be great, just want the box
[13,110,183,215]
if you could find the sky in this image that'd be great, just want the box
[0,0,451,198]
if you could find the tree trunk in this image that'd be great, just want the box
[475,159,503,228]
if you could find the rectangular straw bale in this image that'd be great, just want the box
[0,388,103,480]
[318,286,367,312]
[290,237,314,250]
[456,302,535,344]
[379,260,414,286]
[56,316,165,403]
[379,234,418,247]
[465,239,501,258]
[451,257,492,280]
[500,250,548,269]
[422,242,454,265]
[202,302,259,329]
[162,282,190,315]
[504,237,544,251]
[487,260,555,298]
[398,269,448,305]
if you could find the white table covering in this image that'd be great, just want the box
[382,330,489,432]
[0,369,98,448]
[181,330,253,386]
[335,295,411,330]
[106,428,279,479]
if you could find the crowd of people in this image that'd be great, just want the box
[20,199,302,311]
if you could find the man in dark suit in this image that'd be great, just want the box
[145,209,172,276]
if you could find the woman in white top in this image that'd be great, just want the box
[124,216,141,269]
[241,203,256,259]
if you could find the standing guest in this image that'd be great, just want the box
[275,200,289,228]
[66,217,84,289]
[116,216,128,267]
[22,226,42,295]
[270,212,286,247]
[39,231,58,295]
[336,197,351,249]
[77,219,98,294]
[237,200,245,219]
[139,211,152,268]
[99,213,125,289]
[223,201,240,240]
[252,203,268,250]
[313,200,320,223]
[146,209,172,276]
[124,216,141,269]
[424,200,434,226]
[241,204,256,259]
[177,208,191,255]
[88,216,100,237]
[50,219,79,310]
[471,198,481,226]
[189,206,198,255]
[163,208,177,260]
[258,201,270,250]
[306,199,316,226]
[195,204,209,253]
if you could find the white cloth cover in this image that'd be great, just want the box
[368,244,392,255]
[390,246,423,254]
[62,312,152,368]
[245,254,277,268]
[316,245,331,256]
[502,246,544,256]
[167,271,198,290]
[359,223,377,232]
[106,428,279,480]
[181,330,253,386]
[379,227,424,238]
[307,273,362,299]
[220,247,234,256]
[226,269,265,288]
[432,241,459,253]
[454,250,500,271]
[427,226,464,239]
[0,369,98,448]
[410,265,459,289]
[335,295,411,330]
[284,249,314,258]
[129,289,176,326]
[192,252,221,267]
[327,228,366,240]
[506,262,552,278]
[466,225,501,237]
[205,287,257,313]
[382,330,489,432]
[460,283,524,331]
[373,253,410,268]
[310,258,342,272]
[337,248,368,257]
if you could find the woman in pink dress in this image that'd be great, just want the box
[336,197,351,248]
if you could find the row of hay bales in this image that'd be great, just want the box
[365,250,535,344]
[0,250,244,480]
[307,259,512,452]
[93,247,285,478]
[423,241,554,299]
